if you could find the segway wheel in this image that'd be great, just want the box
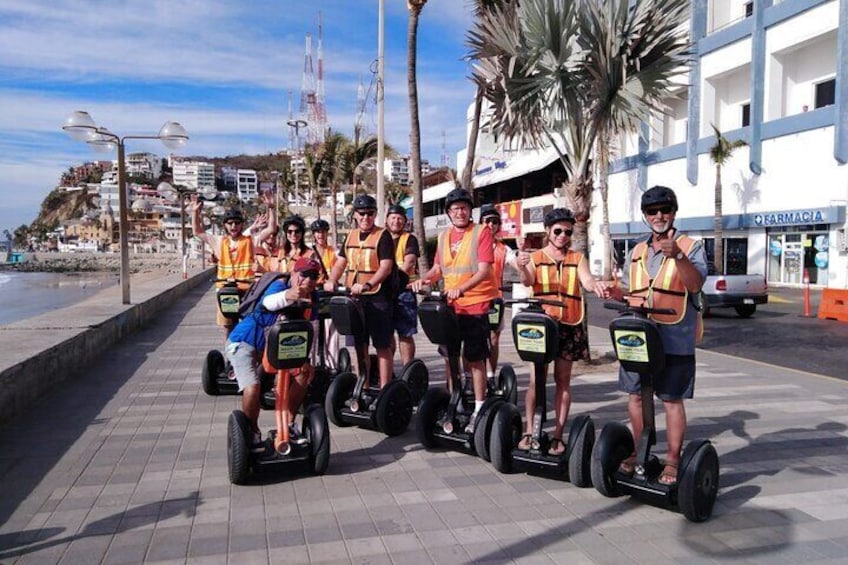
[337,347,352,374]
[565,415,595,488]
[473,399,504,461]
[376,380,413,437]
[202,350,224,395]
[305,405,331,475]
[590,422,633,498]
[259,370,275,411]
[325,371,356,427]
[678,441,720,523]
[496,365,518,406]
[227,410,251,485]
[490,403,522,474]
[303,367,332,411]
[416,388,450,449]
[399,359,429,404]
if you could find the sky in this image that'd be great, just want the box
[0,0,478,235]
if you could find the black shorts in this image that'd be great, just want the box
[354,298,394,350]
[618,354,696,400]
[438,313,490,363]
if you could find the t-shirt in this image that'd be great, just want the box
[227,279,288,350]
[435,224,494,315]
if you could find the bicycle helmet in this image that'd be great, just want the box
[386,204,406,217]
[222,209,244,224]
[641,185,678,212]
[352,194,377,211]
[479,203,498,220]
[310,219,330,232]
[543,208,575,227]
[444,188,473,209]
[282,215,306,233]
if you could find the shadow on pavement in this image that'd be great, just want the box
[0,286,207,529]
[0,492,201,560]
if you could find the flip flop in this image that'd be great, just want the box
[658,462,678,486]
[517,434,532,450]
[618,454,637,476]
[548,438,565,456]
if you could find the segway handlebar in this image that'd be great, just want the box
[603,300,676,317]
[504,296,568,309]
[212,276,261,285]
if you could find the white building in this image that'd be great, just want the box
[445,0,847,288]
[172,160,215,191]
[126,152,163,180]
[383,155,431,186]
[236,169,258,202]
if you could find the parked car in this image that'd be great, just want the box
[701,271,768,318]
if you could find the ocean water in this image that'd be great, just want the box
[0,271,119,326]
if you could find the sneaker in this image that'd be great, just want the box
[251,431,265,454]
[464,412,479,434]
[289,422,308,445]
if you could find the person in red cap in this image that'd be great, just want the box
[225,255,322,453]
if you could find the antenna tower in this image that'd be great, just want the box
[315,11,327,141]
[299,32,321,145]
[440,130,450,168]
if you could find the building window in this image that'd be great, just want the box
[814,78,836,109]
[744,1,753,18]
[741,103,751,127]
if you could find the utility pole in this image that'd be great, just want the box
[376,0,385,218]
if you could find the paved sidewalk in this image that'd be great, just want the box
[1,285,847,564]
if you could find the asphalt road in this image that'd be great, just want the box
[585,285,848,381]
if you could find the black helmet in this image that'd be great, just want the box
[479,203,498,220]
[282,215,306,232]
[543,208,575,228]
[641,185,678,212]
[310,219,329,232]
[353,194,377,211]
[223,209,244,224]
[444,187,473,209]
[386,204,406,217]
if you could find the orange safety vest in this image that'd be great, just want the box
[629,235,703,339]
[315,245,337,284]
[493,241,509,297]
[269,247,313,274]
[394,232,419,282]
[344,228,385,294]
[217,235,254,290]
[531,248,585,325]
[439,224,498,307]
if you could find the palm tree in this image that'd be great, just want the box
[709,124,747,275]
[467,0,691,257]
[407,0,429,271]
[462,0,513,193]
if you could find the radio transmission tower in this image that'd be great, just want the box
[440,130,450,168]
[315,11,327,141]
[299,32,322,145]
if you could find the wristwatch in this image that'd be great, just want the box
[675,251,685,261]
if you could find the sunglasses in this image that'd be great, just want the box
[644,206,674,216]
[484,218,501,225]
[357,210,376,217]
[299,270,320,281]
[552,228,573,237]
[286,229,303,235]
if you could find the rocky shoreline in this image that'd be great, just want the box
[2,252,187,274]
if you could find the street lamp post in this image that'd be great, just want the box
[62,111,188,304]
[157,181,217,279]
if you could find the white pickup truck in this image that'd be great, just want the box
[700,273,768,318]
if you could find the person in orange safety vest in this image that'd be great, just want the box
[606,185,707,486]
[515,207,608,455]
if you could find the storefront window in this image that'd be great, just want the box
[703,238,748,275]
[766,226,828,285]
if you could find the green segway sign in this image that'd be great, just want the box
[516,323,546,354]
[614,330,649,362]
[219,295,240,314]
[277,331,310,361]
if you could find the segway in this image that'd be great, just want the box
[227,305,330,484]
[590,300,719,522]
[323,288,427,436]
[488,298,594,486]
[202,277,255,396]
[415,290,518,458]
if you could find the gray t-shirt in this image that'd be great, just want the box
[621,233,707,355]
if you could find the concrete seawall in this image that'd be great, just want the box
[0,267,215,426]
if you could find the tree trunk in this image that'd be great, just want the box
[714,164,723,275]
[562,176,593,257]
[462,86,483,192]
[330,182,339,247]
[407,3,430,271]
[597,140,613,280]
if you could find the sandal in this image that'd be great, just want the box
[658,462,678,486]
[517,434,532,450]
[618,454,637,476]
[548,438,565,456]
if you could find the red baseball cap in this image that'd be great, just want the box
[293,256,322,273]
